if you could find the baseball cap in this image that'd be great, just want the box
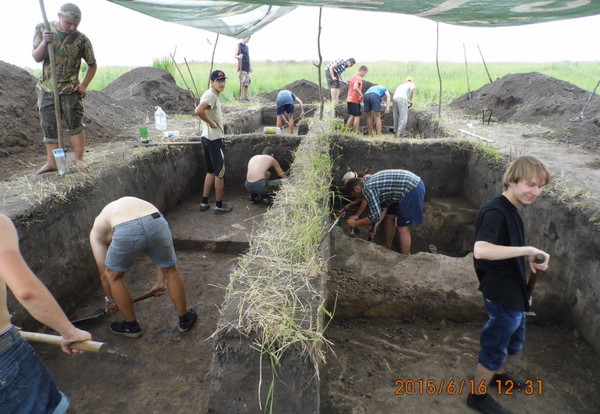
[210,70,227,81]
[60,3,82,20]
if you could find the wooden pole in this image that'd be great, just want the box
[20,331,106,353]
[170,53,196,106]
[463,43,472,100]
[316,7,324,120]
[477,44,493,83]
[435,23,443,118]
[184,57,201,99]
[208,33,220,89]
[39,0,65,150]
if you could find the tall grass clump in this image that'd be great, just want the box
[217,131,334,412]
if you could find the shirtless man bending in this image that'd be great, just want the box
[245,147,288,202]
[89,196,196,337]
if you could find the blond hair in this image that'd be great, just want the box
[502,156,550,190]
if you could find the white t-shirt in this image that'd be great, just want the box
[393,82,415,100]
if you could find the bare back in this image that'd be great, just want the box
[246,154,284,182]
[91,197,159,242]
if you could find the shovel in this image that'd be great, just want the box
[569,80,600,122]
[71,288,165,324]
[39,0,68,173]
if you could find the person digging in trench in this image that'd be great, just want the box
[32,3,97,174]
[0,214,92,413]
[345,169,425,254]
[467,155,550,414]
[275,90,304,134]
[89,197,197,337]
[245,146,288,204]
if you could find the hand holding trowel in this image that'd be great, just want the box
[71,287,166,324]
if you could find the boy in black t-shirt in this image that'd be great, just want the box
[467,156,550,414]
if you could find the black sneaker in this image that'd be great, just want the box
[492,373,526,392]
[110,320,142,338]
[214,203,233,214]
[199,203,210,211]
[178,309,198,332]
[467,393,513,414]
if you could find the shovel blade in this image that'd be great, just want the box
[70,308,107,324]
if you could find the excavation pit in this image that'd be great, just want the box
[1,64,599,413]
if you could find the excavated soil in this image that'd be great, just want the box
[1,61,600,413]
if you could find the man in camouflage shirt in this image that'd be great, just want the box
[32,3,96,174]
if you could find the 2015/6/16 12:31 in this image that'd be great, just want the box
[393,378,543,395]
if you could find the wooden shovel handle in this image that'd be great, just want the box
[133,287,166,303]
[20,331,106,353]
[527,253,546,298]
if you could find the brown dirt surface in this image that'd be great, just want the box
[451,72,600,150]
[256,78,375,104]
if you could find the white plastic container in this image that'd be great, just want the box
[154,106,167,130]
[52,148,68,175]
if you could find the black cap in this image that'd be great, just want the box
[210,70,227,81]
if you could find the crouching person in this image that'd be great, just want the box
[89,196,196,337]
[245,147,288,204]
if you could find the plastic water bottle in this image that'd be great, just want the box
[52,148,68,175]
[154,106,167,130]
[163,131,180,138]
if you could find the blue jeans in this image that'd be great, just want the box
[0,326,69,414]
[478,299,526,371]
[105,213,177,272]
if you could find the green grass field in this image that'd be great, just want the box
[29,60,599,107]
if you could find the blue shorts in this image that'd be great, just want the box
[105,212,177,272]
[478,299,526,371]
[201,137,226,178]
[276,104,294,116]
[363,93,381,112]
[0,325,69,414]
[387,180,425,227]
[347,102,361,117]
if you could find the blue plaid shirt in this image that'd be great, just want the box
[326,59,348,79]
[361,169,421,223]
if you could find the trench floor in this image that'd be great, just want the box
[38,190,268,413]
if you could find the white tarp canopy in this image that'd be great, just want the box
[108,0,600,38]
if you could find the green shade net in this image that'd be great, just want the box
[108,0,600,37]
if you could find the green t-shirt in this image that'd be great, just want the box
[33,22,96,94]
[200,88,224,140]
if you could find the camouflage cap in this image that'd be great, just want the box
[59,3,82,20]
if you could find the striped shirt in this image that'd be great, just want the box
[326,59,348,79]
[361,169,421,223]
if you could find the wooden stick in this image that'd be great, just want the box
[184,57,201,99]
[39,0,65,149]
[20,331,106,353]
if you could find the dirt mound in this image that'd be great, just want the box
[102,67,196,115]
[451,72,600,149]
[257,78,376,104]
[0,61,41,157]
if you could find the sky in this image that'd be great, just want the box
[2,0,600,69]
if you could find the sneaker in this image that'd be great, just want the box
[199,203,210,211]
[492,373,526,392]
[467,393,513,414]
[214,203,233,214]
[178,309,198,332]
[110,320,142,338]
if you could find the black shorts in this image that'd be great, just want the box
[347,102,362,117]
[201,137,225,178]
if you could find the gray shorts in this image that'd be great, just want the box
[105,212,177,272]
